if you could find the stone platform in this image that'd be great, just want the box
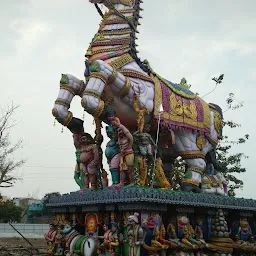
[46,187,256,256]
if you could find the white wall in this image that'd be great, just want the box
[0,223,49,238]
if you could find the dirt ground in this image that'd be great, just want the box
[0,237,46,255]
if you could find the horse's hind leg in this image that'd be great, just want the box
[174,131,212,193]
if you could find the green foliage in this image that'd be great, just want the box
[216,93,249,196]
[170,157,186,190]
[212,74,224,85]
[0,201,23,222]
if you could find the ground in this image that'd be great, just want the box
[0,237,46,255]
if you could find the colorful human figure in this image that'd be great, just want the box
[54,227,65,255]
[101,168,109,188]
[111,222,121,256]
[166,223,181,251]
[44,223,57,256]
[143,217,169,256]
[97,223,113,256]
[112,121,134,187]
[178,216,198,250]
[127,212,144,256]
[105,125,121,186]
[79,133,100,190]
[72,130,85,189]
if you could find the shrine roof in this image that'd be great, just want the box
[46,186,256,213]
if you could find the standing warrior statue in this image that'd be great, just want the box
[79,133,100,190]
[113,120,134,187]
[96,223,114,256]
[133,126,157,187]
[127,212,144,256]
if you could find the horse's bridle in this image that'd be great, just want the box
[95,0,137,31]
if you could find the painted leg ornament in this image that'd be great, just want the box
[52,74,85,130]
[180,155,206,193]
[138,155,147,186]
[83,171,89,190]
[125,153,135,186]
[109,153,121,186]
[74,163,85,189]
[110,169,120,185]
[81,59,134,117]
[90,173,98,190]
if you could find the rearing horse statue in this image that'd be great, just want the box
[52,0,224,193]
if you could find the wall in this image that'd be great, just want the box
[0,223,49,238]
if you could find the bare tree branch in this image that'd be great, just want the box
[0,102,25,187]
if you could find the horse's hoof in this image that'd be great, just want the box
[181,183,202,193]
[115,183,124,188]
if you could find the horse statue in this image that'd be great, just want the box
[201,164,227,196]
[52,0,224,193]
[62,223,98,256]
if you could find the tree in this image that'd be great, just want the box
[0,200,23,222]
[0,103,25,187]
[216,93,249,196]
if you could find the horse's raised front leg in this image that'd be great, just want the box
[174,131,213,193]
[82,59,152,119]
[52,74,85,132]
[82,59,133,117]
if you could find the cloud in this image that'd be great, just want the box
[14,22,49,49]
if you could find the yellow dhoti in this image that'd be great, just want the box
[120,152,134,171]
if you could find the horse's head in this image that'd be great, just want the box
[62,223,73,235]
[89,0,135,8]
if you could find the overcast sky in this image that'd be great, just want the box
[1,0,255,199]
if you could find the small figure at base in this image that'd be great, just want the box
[79,133,100,190]
[113,121,134,187]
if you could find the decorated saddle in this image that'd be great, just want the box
[142,59,211,137]
[151,74,211,137]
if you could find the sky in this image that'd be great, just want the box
[0,0,255,199]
